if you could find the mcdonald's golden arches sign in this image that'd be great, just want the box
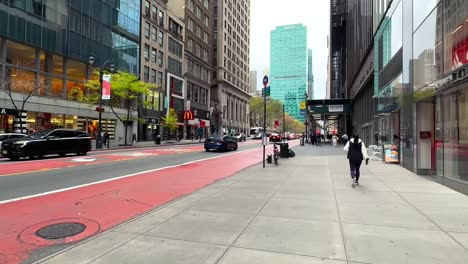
[183,110,194,120]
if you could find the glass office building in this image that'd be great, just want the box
[270,24,308,122]
[373,0,468,193]
[0,0,140,140]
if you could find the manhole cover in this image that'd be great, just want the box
[36,222,86,240]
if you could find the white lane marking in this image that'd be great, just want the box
[0,148,260,205]
[70,157,97,162]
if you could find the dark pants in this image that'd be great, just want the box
[349,159,363,181]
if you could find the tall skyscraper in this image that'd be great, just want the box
[307,49,314,99]
[270,24,307,121]
[211,0,251,135]
[168,0,213,139]
[249,71,257,95]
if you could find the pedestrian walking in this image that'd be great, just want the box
[102,131,109,148]
[344,134,369,187]
[132,133,137,144]
[342,133,349,145]
[332,134,338,147]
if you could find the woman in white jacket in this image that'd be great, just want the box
[344,134,369,187]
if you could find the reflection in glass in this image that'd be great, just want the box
[443,0,468,72]
[413,0,439,31]
[413,7,443,91]
[51,78,64,98]
[6,41,36,69]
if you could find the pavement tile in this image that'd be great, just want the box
[386,182,459,194]
[166,192,208,209]
[218,247,347,264]
[234,216,346,259]
[342,223,468,264]
[399,192,468,208]
[41,232,136,264]
[89,236,226,264]
[114,207,183,234]
[338,203,438,230]
[146,210,254,245]
[417,207,468,232]
[335,189,407,204]
[450,232,468,249]
[274,187,336,201]
[259,198,339,222]
[192,193,269,214]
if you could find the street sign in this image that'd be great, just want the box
[300,101,306,110]
[186,100,191,110]
[102,74,111,100]
[300,109,306,116]
[261,86,270,97]
[183,110,194,120]
[262,75,269,87]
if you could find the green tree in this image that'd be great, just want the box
[249,96,283,129]
[162,108,178,142]
[85,71,157,145]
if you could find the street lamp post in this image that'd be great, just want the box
[89,55,115,149]
[304,92,309,143]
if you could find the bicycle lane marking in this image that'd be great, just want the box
[0,145,282,264]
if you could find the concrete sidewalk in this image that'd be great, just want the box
[37,146,468,264]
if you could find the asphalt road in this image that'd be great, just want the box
[0,141,263,202]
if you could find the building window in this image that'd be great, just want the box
[189,0,194,11]
[144,66,150,82]
[151,26,157,41]
[158,10,164,26]
[145,0,150,16]
[169,38,183,57]
[157,71,163,85]
[196,7,202,19]
[203,31,208,43]
[158,30,164,46]
[203,49,208,62]
[151,48,157,63]
[204,15,209,26]
[152,5,157,19]
[188,18,194,32]
[144,44,150,61]
[204,0,209,9]
[151,69,157,83]
[168,57,182,75]
[188,38,194,52]
[157,51,163,66]
[144,22,150,39]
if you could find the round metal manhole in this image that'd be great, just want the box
[36,222,86,240]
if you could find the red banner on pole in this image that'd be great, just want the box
[102,74,111,100]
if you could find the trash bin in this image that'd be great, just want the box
[279,142,289,158]
[155,135,161,144]
[300,138,305,146]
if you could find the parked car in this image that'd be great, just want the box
[233,133,246,142]
[269,133,282,143]
[204,135,238,152]
[254,133,264,140]
[0,133,27,150]
[0,129,91,161]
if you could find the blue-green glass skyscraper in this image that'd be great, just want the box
[270,24,307,122]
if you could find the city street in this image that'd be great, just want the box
[0,139,290,264]
[10,143,468,264]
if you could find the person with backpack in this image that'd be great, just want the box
[344,134,369,187]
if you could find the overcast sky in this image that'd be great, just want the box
[249,0,330,99]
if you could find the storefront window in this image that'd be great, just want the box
[435,95,444,177]
[67,59,86,81]
[413,6,443,90]
[443,85,468,184]
[39,52,63,75]
[444,0,468,72]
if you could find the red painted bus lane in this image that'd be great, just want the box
[0,143,290,264]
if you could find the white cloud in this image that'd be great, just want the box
[249,0,330,99]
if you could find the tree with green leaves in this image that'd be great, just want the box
[85,71,157,145]
[162,108,178,142]
[249,96,283,129]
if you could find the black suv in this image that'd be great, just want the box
[1,129,91,161]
